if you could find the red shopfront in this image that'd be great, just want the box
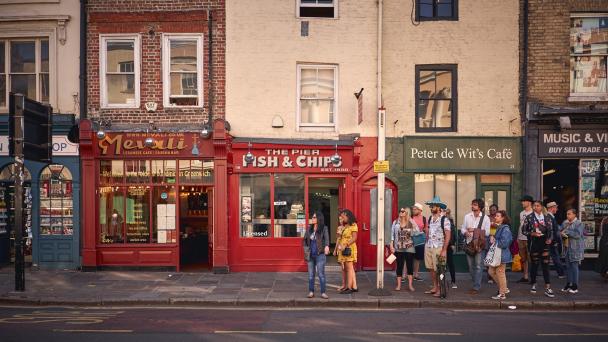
[228,139,360,272]
[79,119,229,271]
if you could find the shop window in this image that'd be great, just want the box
[240,174,271,238]
[579,159,607,254]
[178,160,213,184]
[297,64,338,131]
[274,174,305,237]
[126,186,150,243]
[569,15,608,100]
[100,35,140,108]
[39,164,73,236]
[480,174,511,184]
[415,65,457,132]
[416,0,458,21]
[162,34,203,107]
[99,186,125,243]
[298,0,336,18]
[415,173,476,252]
[151,160,176,184]
[0,38,50,111]
[0,164,32,259]
[125,160,150,183]
[153,185,176,244]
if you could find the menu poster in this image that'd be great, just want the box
[166,204,176,218]
[585,236,596,251]
[296,212,306,236]
[158,230,167,244]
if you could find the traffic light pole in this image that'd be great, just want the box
[13,94,25,292]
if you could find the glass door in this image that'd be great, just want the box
[481,184,511,217]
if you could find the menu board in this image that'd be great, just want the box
[156,204,176,243]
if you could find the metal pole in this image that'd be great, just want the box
[377,108,386,290]
[13,93,25,292]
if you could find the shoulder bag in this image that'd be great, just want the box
[464,214,486,256]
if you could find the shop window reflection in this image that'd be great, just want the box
[274,174,305,237]
[240,174,271,238]
[99,186,125,243]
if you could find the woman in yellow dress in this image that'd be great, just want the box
[337,209,358,294]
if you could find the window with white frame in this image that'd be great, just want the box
[298,0,336,18]
[0,38,49,111]
[162,34,203,107]
[297,64,337,130]
[100,35,140,108]
[569,15,608,99]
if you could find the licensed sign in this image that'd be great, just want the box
[373,160,389,173]
[538,129,608,157]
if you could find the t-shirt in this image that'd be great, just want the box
[426,215,450,249]
[412,215,426,234]
[518,209,533,241]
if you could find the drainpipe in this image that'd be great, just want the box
[521,0,529,195]
[79,0,87,119]
[207,10,214,126]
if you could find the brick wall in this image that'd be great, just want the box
[87,0,225,125]
[526,0,608,108]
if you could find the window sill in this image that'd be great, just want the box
[298,125,336,133]
[101,105,140,109]
[568,94,608,102]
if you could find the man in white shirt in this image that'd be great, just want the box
[423,196,451,298]
[460,198,491,294]
[516,195,534,283]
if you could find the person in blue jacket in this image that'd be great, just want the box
[488,210,513,300]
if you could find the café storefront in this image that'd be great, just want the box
[228,138,360,272]
[79,119,230,271]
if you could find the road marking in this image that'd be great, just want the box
[215,330,297,334]
[0,310,123,325]
[537,333,608,336]
[378,332,463,336]
[53,329,133,333]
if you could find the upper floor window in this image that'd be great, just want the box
[0,38,49,111]
[297,64,338,131]
[100,35,140,108]
[415,64,457,132]
[416,0,458,21]
[569,15,608,100]
[298,0,336,18]
[162,34,203,107]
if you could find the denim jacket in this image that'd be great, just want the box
[494,224,513,264]
[561,219,585,262]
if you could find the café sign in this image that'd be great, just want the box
[539,129,608,157]
[96,132,209,157]
[235,148,351,173]
[403,137,521,172]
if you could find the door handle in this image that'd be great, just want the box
[362,223,369,231]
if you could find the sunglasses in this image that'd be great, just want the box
[400,209,406,213]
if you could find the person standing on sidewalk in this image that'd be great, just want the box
[560,209,585,294]
[337,209,358,294]
[522,200,555,298]
[489,210,513,300]
[411,203,427,282]
[423,196,451,298]
[516,195,534,284]
[390,207,421,291]
[596,216,608,280]
[546,201,565,279]
[461,198,491,295]
[444,208,458,289]
[486,204,499,284]
[304,211,330,299]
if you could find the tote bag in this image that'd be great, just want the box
[484,243,502,267]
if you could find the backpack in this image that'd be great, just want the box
[464,214,487,256]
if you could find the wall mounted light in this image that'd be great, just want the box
[200,124,212,139]
[330,144,342,167]
[94,117,111,140]
[144,120,157,147]
[244,142,255,165]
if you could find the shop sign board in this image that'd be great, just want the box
[373,160,389,173]
[403,137,521,172]
[234,147,351,173]
[95,132,210,157]
[538,129,608,157]
[0,136,78,156]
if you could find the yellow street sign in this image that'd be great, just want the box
[373,160,389,173]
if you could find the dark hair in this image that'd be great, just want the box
[472,198,485,210]
[567,208,577,215]
[490,204,499,210]
[340,209,357,225]
[310,211,325,233]
[496,210,511,225]
[533,200,543,207]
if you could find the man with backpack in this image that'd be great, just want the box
[422,196,451,298]
[411,203,427,282]
[460,198,491,295]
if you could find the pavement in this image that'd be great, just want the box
[1,266,607,310]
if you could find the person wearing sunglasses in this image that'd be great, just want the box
[390,207,422,291]
[304,211,330,299]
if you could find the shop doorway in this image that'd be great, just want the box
[542,159,579,223]
[179,186,212,271]
[307,178,342,246]
[481,185,511,216]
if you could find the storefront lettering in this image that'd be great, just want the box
[539,130,608,157]
[409,147,514,161]
[242,149,343,168]
[99,134,186,155]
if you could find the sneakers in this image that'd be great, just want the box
[530,284,537,294]
[561,283,571,293]
[321,293,329,299]
[558,275,566,279]
[544,288,555,298]
[414,276,423,282]
[451,282,458,289]
[517,277,530,284]
[568,284,578,294]
[307,292,314,298]
[488,279,495,284]
[505,288,510,294]
[491,293,506,300]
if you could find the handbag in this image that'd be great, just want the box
[484,243,502,267]
[412,233,426,247]
[465,214,486,256]
[342,247,352,256]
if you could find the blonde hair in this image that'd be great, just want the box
[400,207,412,222]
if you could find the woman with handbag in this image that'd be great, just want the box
[390,207,421,291]
[337,209,359,294]
[488,210,513,300]
[303,211,330,299]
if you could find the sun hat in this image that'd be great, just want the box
[424,196,447,210]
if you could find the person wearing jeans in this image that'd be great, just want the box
[523,201,555,298]
[489,210,513,300]
[461,198,491,294]
[546,202,565,279]
[303,211,330,299]
[561,209,585,294]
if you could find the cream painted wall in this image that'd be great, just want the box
[383,0,520,137]
[226,0,379,139]
[0,0,80,115]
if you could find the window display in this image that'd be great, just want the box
[0,164,32,258]
[39,164,73,235]
[580,159,608,253]
[240,174,271,238]
[570,16,608,95]
[273,174,305,237]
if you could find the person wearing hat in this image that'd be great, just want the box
[516,195,534,283]
[411,202,427,282]
[546,201,565,279]
[422,196,451,297]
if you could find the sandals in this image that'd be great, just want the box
[424,289,437,294]
[307,292,314,298]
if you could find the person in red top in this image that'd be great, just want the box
[411,203,427,282]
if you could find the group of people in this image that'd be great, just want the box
[304,194,607,300]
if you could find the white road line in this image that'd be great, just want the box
[378,332,463,336]
[53,329,133,333]
[214,330,297,334]
[537,333,608,336]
